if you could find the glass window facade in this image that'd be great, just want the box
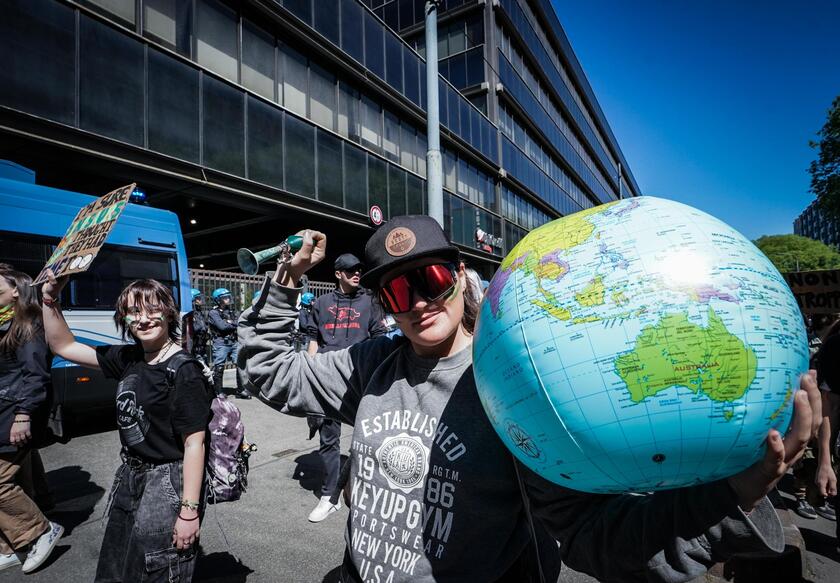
[282,45,308,117]
[0,0,76,125]
[82,0,136,26]
[284,113,316,197]
[0,0,646,264]
[497,0,622,188]
[202,75,244,176]
[309,63,337,131]
[317,130,344,206]
[79,15,144,145]
[313,0,341,46]
[196,0,238,81]
[242,20,275,100]
[283,0,312,25]
[148,48,199,162]
[498,42,613,204]
[247,96,284,188]
[343,143,368,213]
[144,0,192,56]
[340,0,364,64]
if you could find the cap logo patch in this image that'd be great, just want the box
[385,227,416,257]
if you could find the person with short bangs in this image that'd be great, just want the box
[239,215,823,583]
[40,272,211,582]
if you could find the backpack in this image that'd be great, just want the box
[164,352,255,504]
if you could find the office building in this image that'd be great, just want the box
[0,0,640,274]
[794,200,839,248]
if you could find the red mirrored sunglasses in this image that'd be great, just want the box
[378,263,458,314]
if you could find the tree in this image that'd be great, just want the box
[809,95,840,219]
[753,234,840,272]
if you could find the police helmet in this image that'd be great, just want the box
[301,292,315,306]
[212,287,231,301]
[191,288,202,300]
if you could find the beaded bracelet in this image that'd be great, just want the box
[180,500,199,511]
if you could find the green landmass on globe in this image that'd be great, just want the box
[613,308,758,404]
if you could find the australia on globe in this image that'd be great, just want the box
[473,196,809,493]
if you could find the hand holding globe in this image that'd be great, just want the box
[728,371,820,511]
[474,197,816,496]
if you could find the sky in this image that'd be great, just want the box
[551,0,840,239]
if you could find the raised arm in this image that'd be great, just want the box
[525,372,820,583]
[40,270,99,369]
[237,230,399,422]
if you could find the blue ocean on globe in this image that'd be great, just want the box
[473,196,809,493]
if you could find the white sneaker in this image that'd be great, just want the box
[21,522,64,574]
[307,496,341,523]
[0,553,22,572]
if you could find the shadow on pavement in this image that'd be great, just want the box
[27,544,71,575]
[194,551,254,582]
[321,565,341,582]
[45,465,106,535]
[800,526,840,560]
[292,452,348,498]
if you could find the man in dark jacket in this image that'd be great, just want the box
[304,253,386,522]
[208,288,250,399]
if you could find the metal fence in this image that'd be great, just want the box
[188,269,333,311]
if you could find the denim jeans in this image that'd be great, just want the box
[211,339,239,368]
[95,459,197,583]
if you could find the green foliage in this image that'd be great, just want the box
[753,234,840,272]
[809,95,840,219]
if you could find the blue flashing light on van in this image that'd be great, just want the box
[0,160,190,436]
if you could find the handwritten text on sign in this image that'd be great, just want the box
[33,184,136,285]
[783,269,840,315]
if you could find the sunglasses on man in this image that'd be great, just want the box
[377,263,459,314]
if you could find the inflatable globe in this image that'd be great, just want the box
[473,196,808,493]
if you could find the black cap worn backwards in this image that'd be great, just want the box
[334,253,364,271]
[359,215,460,289]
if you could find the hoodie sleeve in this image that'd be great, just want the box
[520,464,783,583]
[14,335,50,415]
[367,294,388,339]
[208,308,236,334]
[304,298,321,345]
[237,276,402,423]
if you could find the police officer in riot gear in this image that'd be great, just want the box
[208,288,250,399]
[190,289,209,364]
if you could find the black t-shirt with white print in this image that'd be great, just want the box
[96,344,212,463]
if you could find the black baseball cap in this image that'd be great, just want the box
[360,215,460,289]
[334,253,364,271]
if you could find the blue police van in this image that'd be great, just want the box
[0,160,191,437]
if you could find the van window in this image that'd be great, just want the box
[0,231,179,310]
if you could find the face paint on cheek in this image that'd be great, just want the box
[444,281,461,303]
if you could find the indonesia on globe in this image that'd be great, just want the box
[473,196,809,494]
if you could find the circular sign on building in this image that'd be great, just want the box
[369,205,383,226]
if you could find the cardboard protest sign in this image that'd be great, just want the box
[33,184,136,285]
[783,268,840,315]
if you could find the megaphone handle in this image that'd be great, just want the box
[286,235,303,252]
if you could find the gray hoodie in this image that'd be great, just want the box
[238,277,784,583]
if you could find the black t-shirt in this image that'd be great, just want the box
[817,334,840,395]
[96,345,213,463]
